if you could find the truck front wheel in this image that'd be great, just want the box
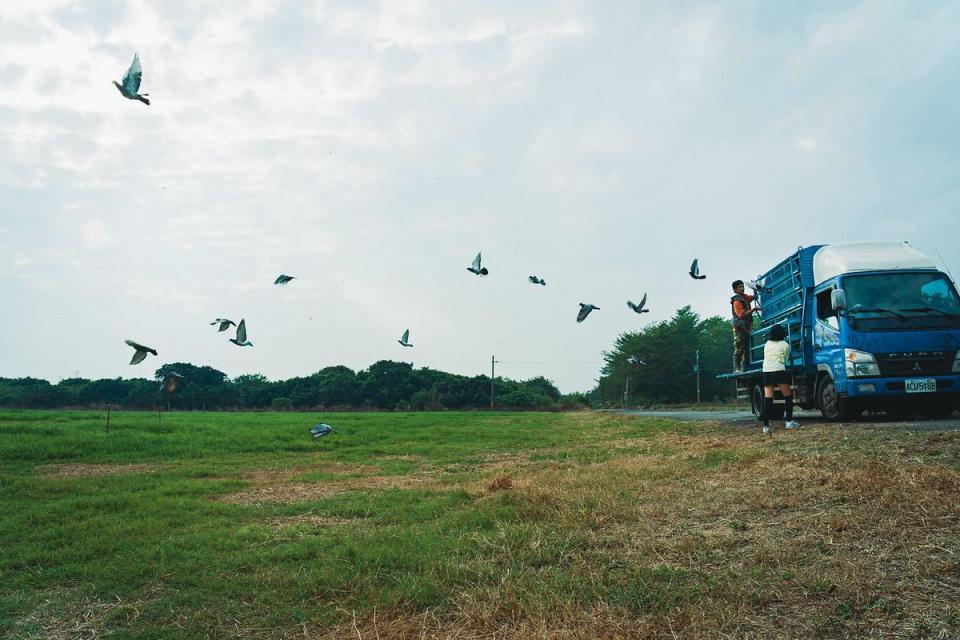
[818,377,855,422]
[920,401,955,420]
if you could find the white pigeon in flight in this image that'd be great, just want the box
[112,54,150,105]
[398,329,413,347]
[466,252,489,276]
[576,303,599,322]
[125,339,157,365]
[627,293,650,314]
[229,319,253,347]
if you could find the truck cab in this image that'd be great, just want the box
[724,242,960,420]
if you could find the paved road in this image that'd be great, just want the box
[610,409,960,431]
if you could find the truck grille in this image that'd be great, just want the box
[876,351,955,377]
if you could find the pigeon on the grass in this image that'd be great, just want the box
[229,319,253,347]
[528,276,546,286]
[689,259,706,280]
[210,318,236,332]
[113,54,150,105]
[466,252,488,276]
[125,339,157,365]
[274,274,295,285]
[576,303,599,323]
[627,293,649,314]
[310,423,334,438]
[398,329,413,347]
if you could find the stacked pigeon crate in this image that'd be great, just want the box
[749,246,822,370]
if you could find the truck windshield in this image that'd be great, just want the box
[843,272,960,329]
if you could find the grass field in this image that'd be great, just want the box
[1,410,958,639]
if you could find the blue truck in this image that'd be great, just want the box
[722,242,960,420]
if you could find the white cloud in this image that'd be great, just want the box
[79,219,115,247]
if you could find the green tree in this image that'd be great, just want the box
[597,306,734,405]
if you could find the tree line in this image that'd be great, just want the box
[594,306,736,406]
[1,306,736,411]
[0,360,589,411]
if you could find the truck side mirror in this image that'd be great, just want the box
[831,289,847,311]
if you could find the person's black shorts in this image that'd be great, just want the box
[762,370,791,386]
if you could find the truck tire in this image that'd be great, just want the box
[817,376,855,422]
[751,385,763,419]
[752,384,785,420]
[920,402,955,420]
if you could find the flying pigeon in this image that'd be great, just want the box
[310,423,334,438]
[274,274,295,285]
[745,279,768,293]
[125,339,157,365]
[112,54,150,105]
[627,356,648,366]
[210,318,236,332]
[466,252,488,276]
[528,276,546,286]
[229,319,253,347]
[398,329,413,347]
[576,303,599,323]
[689,259,706,280]
[627,293,650,314]
[159,372,183,393]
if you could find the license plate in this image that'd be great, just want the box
[905,378,937,393]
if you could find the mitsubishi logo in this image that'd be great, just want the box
[912,362,922,372]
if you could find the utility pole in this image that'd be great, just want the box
[624,356,646,408]
[490,355,496,409]
[695,350,701,404]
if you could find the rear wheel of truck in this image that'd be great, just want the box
[817,377,855,421]
[751,384,785,420]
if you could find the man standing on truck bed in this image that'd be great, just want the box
[731,280,758,371]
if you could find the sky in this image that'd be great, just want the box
[1,0,959,393]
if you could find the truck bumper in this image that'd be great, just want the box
[846,375,960,398]
[842,375,960,404]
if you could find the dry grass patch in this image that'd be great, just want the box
[485,474,513,493]
[265,514,364,530]
[219,471,439,505]
[34,463,158,479]
[420,424,960,638]
[314,605,669,640]
[11,586,162,640]
[313,463,379,475]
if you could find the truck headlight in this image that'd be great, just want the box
[845,348,880,377]
[953,351,960,372]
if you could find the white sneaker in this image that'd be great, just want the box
[762,425,770,436]
[784,420,800,430]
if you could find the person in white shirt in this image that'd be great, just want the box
[760,324,800,435]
